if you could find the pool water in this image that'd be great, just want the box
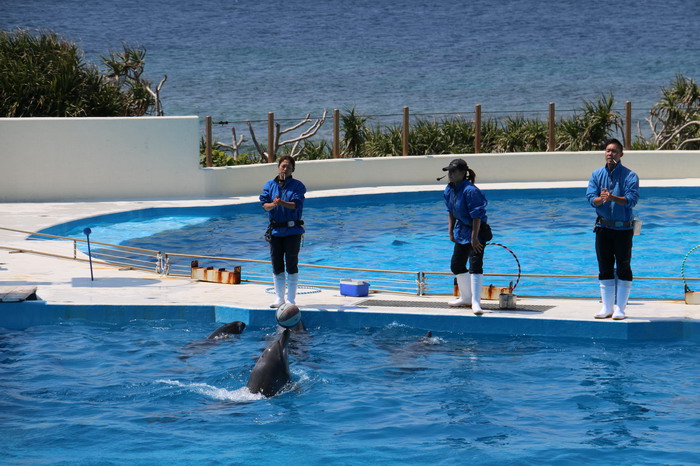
[41,187,700,298]
[2,320,699,464]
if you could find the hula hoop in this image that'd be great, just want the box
[681,245,700,292]
[486,242,522,292]
[265,286,321,295]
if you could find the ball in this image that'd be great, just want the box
[275,303,301,328]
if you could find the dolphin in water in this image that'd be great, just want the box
[246,328,291,397]
[178,321,247,360]
[207,321,246,339]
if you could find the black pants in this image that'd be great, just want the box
[595,227,633,281]
[270,234,302,275]
[451,242,484,275]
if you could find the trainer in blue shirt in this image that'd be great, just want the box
[443,158,490,315]
[260,155,306,308]
[586,138,639,320]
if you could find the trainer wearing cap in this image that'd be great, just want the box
[443,158,490,314]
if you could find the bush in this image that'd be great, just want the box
[644,74,700,149]
[0,29,156,117]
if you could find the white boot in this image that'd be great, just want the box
[613,279,632,320]
[448,273,471,307]
[594,279,616,319]
[286,273,299,305]
[270,273,286,308]
[471,273,484,315]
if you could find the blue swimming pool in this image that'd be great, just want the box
[39,187,700,299]
[2,318,699,464]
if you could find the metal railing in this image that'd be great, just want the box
[2,226,698,299]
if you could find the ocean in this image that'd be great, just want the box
[3,0,700,142]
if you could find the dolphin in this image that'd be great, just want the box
[246,328,291,397]
[207,321,246,339]
[178,321,246,360]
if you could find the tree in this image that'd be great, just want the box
[102,44,167,116]
[644,74,700,150]
[246,110,327,162]
[0,29,164,117]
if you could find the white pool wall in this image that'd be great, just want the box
[1,116,699,202]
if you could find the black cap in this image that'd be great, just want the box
[442,159,468,171]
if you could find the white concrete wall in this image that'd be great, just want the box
[0,116,203,201]
[1,117,699,202]
[204,150,700,196]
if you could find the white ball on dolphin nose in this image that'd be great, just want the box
[276,303,301,328]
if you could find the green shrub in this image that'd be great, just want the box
[340,107,369,157]
[494,115,548,152]
[295,140,333,160]
[0,29,157,117]
[645,74,700,149]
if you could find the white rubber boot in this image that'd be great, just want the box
[594,279,616,319]
[471,273,484,315]
[270,273,286,308]
[448,273,472,307]
[613,279,632,320]
[286,273,298,305]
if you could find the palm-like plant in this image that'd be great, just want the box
[297,140,333,160]
[102,44,157,115]
[340,107,369,157]
[440,118,475,153]
[0,29,159,117]
[495,115,548,152]
[364,124,402,157]
[646,74,700,149]
[556,95,622,150]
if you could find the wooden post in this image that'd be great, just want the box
[267,112,275,163]
[625,101,632,150]
[402,106,409,156]
[548,102,556,152]
[333,108,340,158]
[474,104,481,154]
[205,116,213,167]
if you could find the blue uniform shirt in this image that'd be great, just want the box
[586,163,639,230]
[444,179,488,244]
[260,176,306,237]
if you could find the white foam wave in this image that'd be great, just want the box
[386,321,410,329]
[422,336,446,345]
[157,379,263,401]
[291,368,310,383]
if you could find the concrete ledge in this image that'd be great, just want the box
[2,301,699,341]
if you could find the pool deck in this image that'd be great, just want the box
[2,180,700,339]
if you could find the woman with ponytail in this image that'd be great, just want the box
[442,158,490,314]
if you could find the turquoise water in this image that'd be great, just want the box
[41,187,700,299]
[2,320,699,464]
[3,0,699,143]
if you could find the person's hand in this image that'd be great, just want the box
[273,196,281,206]
[600,188,610,203]
[449,231,455,243]
[471,234,483,253]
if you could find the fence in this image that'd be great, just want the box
[2,226,696,300]
[202,102,637,167]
